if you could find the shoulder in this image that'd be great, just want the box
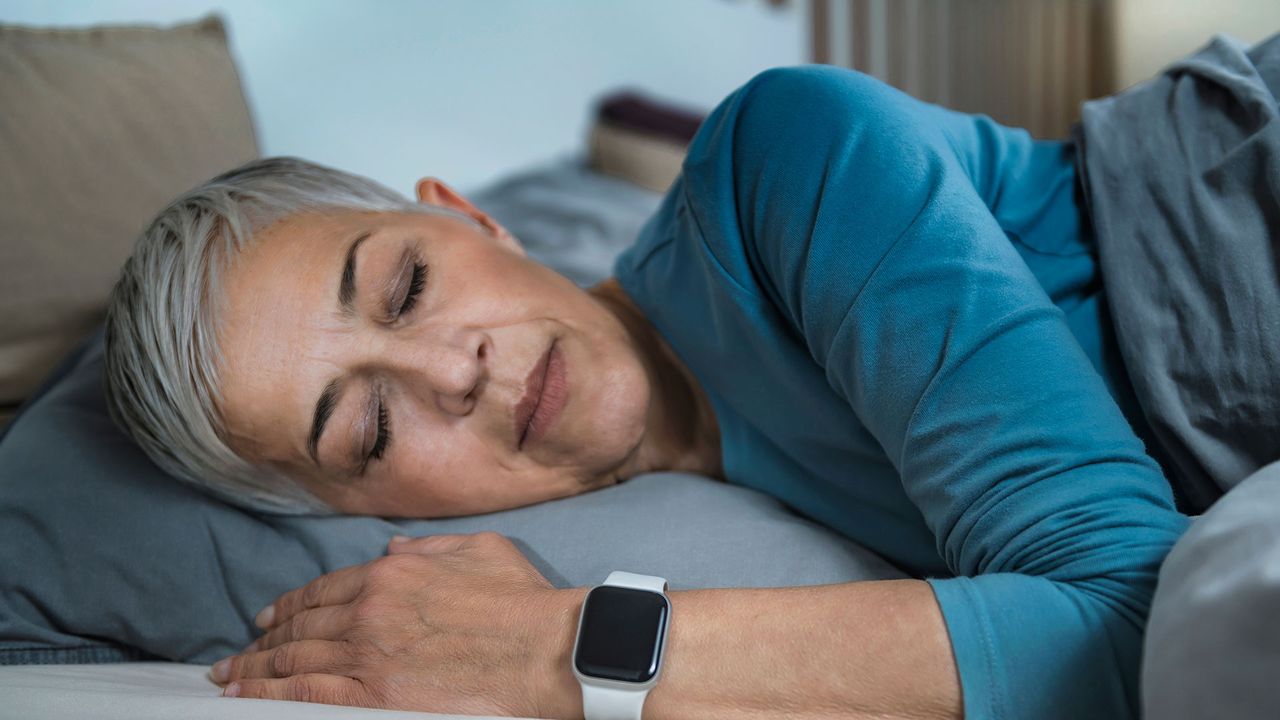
[700,65,901,132]
[684,66,923,180]
[681,65,941,241]
[673,67,941,302]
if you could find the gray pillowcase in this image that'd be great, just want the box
[0,329,904,666]
[1142,460,1280,719]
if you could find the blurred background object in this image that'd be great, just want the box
[7,0,1279,193]
[0,16,260,430]
[810,0,1280,138]
[1,0,803,194]
[1110,0,1280,87]
[589,91,704,193]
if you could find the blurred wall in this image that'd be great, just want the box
[1,0,803,194]
[1113,0,1280,89]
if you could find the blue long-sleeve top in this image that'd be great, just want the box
[613,66,1190,719]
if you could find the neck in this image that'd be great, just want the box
[588,278,723,482]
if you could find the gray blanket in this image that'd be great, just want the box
[1074,33,1280,514]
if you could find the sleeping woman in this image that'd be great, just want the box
[102,35,1280,720]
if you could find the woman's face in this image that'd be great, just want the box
[215,179,651,517]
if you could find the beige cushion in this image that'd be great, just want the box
[588,120,688,193]
[0,15,258,425]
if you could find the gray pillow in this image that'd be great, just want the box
[0,328,904,666]
[1142,460,1280,719]
[470,159,663,287]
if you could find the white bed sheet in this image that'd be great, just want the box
[0,662,529,720]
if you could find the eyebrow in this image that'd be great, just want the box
[338,230,373,316]
[307,378,345,468]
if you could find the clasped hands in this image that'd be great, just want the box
[210,532,587,718]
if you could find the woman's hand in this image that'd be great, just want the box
[210,532,586,718]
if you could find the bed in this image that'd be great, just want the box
[0,662,504,720]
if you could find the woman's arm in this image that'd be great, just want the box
[589,581,961,720]
[216,533,960,719]
[624,66,1192,718]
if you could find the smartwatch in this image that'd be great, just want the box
[571,571,671,720]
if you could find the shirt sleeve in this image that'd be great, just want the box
[680,66,1190,720]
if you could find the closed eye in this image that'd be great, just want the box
[369,400,390,462]
[399,261,427,317]
[360,397,390,476]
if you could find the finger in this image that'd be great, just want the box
[220,640,354,682]
[386,533,473,555]
[224,673,369,706]
[251,605,354,653]
[257,563,368,629]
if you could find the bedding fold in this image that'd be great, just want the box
[1073,32,1280,513]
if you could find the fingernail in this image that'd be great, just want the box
[223,681,240,698]
[211,658,230,683]
[390,534,410,543]
[253,605,275,628]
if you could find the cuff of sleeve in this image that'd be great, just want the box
[926,576,1006,720]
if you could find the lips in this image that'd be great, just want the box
[514,339,568,450]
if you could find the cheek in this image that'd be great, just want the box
[384,422,562,514]
[557,346,650,467]
[502,255,585,306]
[594,363,650,447]
[390,423,492,493]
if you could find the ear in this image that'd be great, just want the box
[415,177,522,253]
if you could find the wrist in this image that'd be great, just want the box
[533,587,589,720]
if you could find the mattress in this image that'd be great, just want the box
[0,662,525,719]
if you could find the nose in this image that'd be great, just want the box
[393,325,490,417]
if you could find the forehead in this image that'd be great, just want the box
[212,211,371,470]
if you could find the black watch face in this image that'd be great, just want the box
[574,585,670,683]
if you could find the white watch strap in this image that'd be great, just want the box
[604,570,668,593]
[577,572,668,720]
[581,682,649,720]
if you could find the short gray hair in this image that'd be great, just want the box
[104,156,479,514]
